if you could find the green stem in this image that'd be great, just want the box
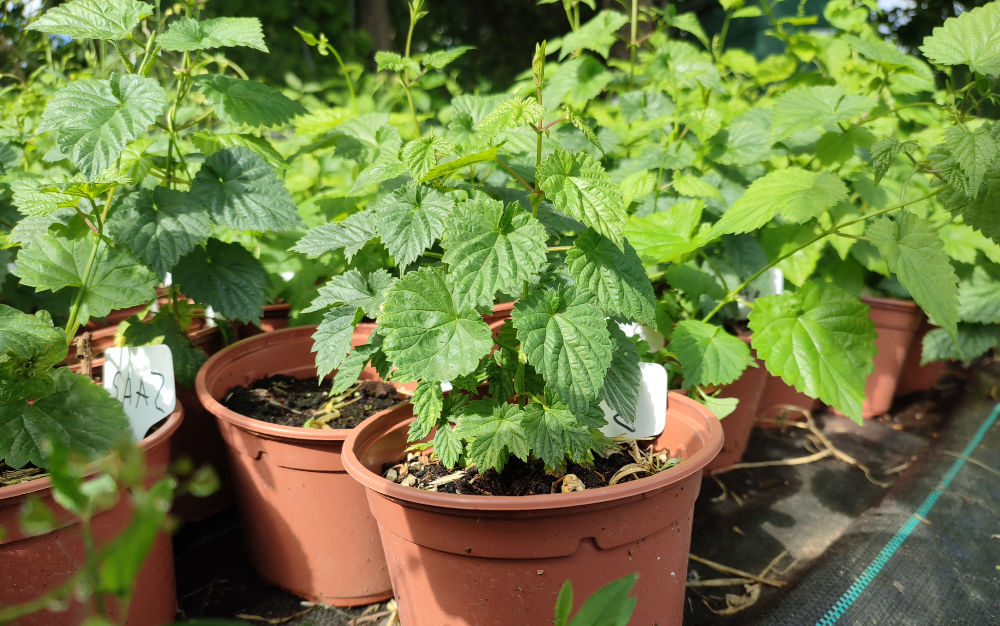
[700,188,945,324]
[628,0,638,88]
[859,101,939,125]
[403,1,421,137]
[325,42,357,113]
[496,157,534,194]
[109,40,136,73]
[65,187,117,342]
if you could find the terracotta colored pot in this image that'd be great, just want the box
[483,301,515,336]
[342,392,723,626]
[756,372,820,427]
[857,296,922,418]
[169,326,234,522]
[895,319,946,395]
[195,325,402,606]
[236,303,293,339]
[704,362,768,473]
[0,408,183,625]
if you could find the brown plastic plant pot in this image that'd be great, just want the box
[236,303,293,339]
[342,392,724,626]
[704,366,768,474]
[0,406,183,626]
[169,325,235,522]
[700,332,767,474]
[850,296,922,418]
[755,371,821,428]
[895,317,946,395]
[194,325,405,606]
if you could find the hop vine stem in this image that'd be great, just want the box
[700,187,946,324]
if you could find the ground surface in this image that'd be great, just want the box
[172,362,1000,625]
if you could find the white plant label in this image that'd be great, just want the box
[618,321,666,352]
[737,267,784,319]
[103,346,176,442]
[599,361,668,439]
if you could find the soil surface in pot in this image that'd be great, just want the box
[221,375,399,429]
[1,462,45,486]
[382,442,681,496]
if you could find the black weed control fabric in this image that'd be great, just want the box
[761,394,1000,625]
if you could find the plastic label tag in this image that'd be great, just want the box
[599,361,668,439]
[103,346,176,442]
[737,267,784,319]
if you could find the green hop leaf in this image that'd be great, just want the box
[922,324,1000,363]
[704,168,848,242]
[372,183,453,270]
[624,199,704,265]
[312,305,359,380]
[27,0,150,40]
[107,187,211,277]
[306,269,395,318]
[943,123,998,197]
[476,97,546,137]
[193,75,306,128]
[866,213,958,337]
[0,368,130,470]
[565,230,656,325]
[749,281,876,423]
[158,16,267,52]
[422,46,475,70]
[293,211,376,261]
[512,286,613,413]
[172,239,268,323]
[521,401,596,471]
[39,74,166,179]
[442,199,548,310]
[769,85,875,143]
[409,381,444,441]
[456,400,529,472]
[13,222,158,322]
[558,10,629,60]
[920,3,1000,75]
[957,265,1000,324]
[190,147,302,232]
[379,267,494,382]
[599,322,641,427]
[400,136,455,181]
[537,148,626,249]
[670,320,752,389]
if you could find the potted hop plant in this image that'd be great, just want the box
[2,0,303,618]
[299,17,725,619]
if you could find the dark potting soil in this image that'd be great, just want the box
[220,374,400,429]
[0,462,45,487]
[382,443,681,496]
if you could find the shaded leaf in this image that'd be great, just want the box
[190,147,302,231]
[107,187,211,276]
[0,369,129,469]
[172,239,267,323]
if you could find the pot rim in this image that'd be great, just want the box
[0,404,184,501]
[195,325,408,444]
[342,391,723,512]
